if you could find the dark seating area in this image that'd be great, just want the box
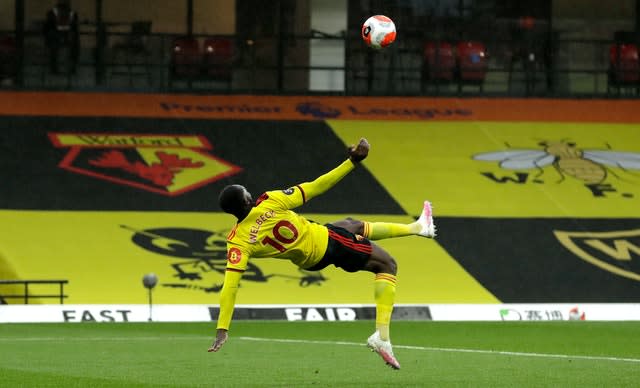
[0,35,17,83]
[423,41,455,84]
[169,36,235,88]
[109,21,153,86]
[170,36,201,80]
[456,41,488,91]
[203,37,234,84]
[608,31,640,95]
[0,0,638,97]
[422,40,487,92]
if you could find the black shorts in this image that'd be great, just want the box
[305,224,372,273]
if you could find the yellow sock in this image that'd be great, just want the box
[363,221,420,240]
[374,273,396,341]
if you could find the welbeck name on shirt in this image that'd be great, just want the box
[249,210,276,243]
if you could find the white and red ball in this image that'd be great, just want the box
[361,15,396,49]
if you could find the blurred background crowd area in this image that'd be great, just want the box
[1,0,639,97]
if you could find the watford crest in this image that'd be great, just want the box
[554,229,640,282]
[49,133,242,196]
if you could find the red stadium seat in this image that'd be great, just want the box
[423,41,455,82]
[456,41,487,83]
[202,37,234,81]
[171,37,201,78]
[609,43,639,84]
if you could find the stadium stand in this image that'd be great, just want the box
[203,37,234,82]
[422,41,455,92]
[0,35,17,83]
[170,36,201,87]
[110,21,153,87]
[455,40,487,92]
[608,31,640,95]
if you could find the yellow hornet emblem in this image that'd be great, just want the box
[474,140,640,184]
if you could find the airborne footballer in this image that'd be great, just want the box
[207,138,436,369]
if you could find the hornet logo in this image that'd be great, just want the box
[49,133,242,196]
[474,140,640,197]
[123,226,328,294]
[296,102,341,119]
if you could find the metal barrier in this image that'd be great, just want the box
[0,29,636,98]
[0,280,69,304]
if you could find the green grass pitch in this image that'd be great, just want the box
[1,321,639,387]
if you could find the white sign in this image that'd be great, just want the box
[0,304,212,323]
[1,303,640,323]
[428,303,640,321]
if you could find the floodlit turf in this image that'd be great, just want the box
[1,321,639,387]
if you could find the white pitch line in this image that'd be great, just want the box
[2,335,639,364]
[237,336,640,364]
[0,336,208,342]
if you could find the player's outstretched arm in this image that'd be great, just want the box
[208,265,243,353]
[298,138,370,202]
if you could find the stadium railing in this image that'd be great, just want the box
[0,27,633,98]
[0,279,69,305]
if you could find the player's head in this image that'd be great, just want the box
[218,184,253,217]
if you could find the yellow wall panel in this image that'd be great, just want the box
[0,211,498,304]
[330,120,640,218]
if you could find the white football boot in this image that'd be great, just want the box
[417,200,436,238]
[367,331,401,370]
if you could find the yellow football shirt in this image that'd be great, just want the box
[225,187,330,271]
[217,159,356,329]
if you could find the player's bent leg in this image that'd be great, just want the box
[363,243,400,369]
[324,225,402,369]
[363,243,397,275]
[329,218,365,235]
[364,244,397,341]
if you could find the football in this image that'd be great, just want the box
[361,15,396,49]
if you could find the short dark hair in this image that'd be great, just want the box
[218,184,246,214]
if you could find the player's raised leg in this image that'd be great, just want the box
[333,201,436,240]
[365,200,435,239]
